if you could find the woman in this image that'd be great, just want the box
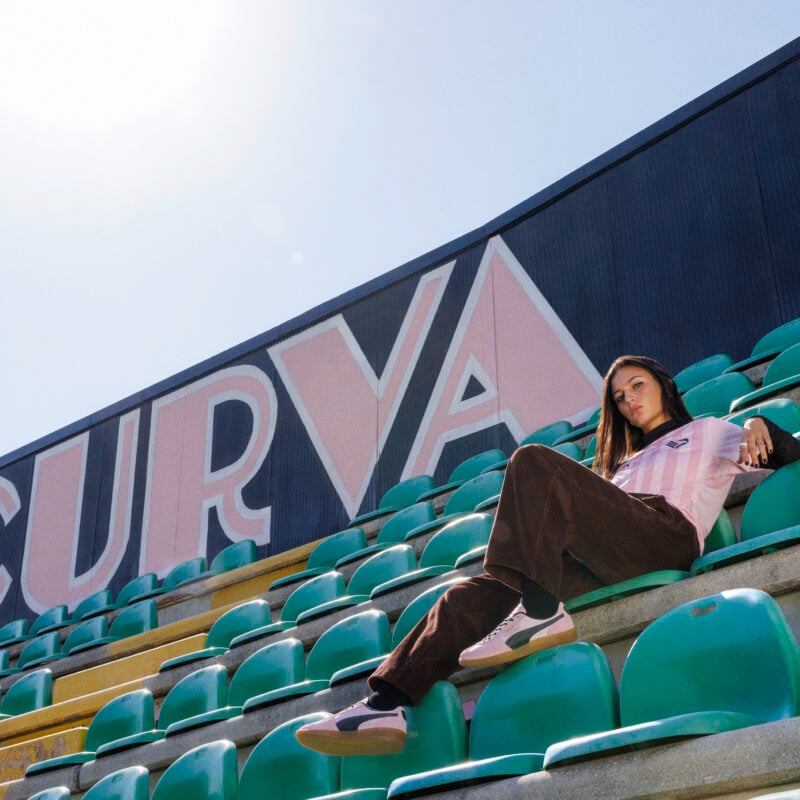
[296,355,800,756]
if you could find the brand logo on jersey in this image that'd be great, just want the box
[666,438,689,449]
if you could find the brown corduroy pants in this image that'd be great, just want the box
[369,444,700,704]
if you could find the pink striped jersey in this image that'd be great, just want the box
[610,417,754,547]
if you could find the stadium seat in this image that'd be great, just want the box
[269,527,368,590]
[544,588,800,767]
[238,713,341,800]
[160,664,230,737]
[334,503,437,568]
[205,539,258,577]
[682,372,756,418]
[388,643,618,798]
[692,461,800,573]
[81,574,160,618]
[554,408,601,445]
[13,631,62,671]
[726,397,800,433]
[523,419,575,447]
[370,514,493,597]
[27,689,155,773]
[150,739,238,800]
[29,605,69,635]
[227,638,305,709]
[401,471,505,543]
[243,610,391,711]
[159,599,272,671]
[293,545,417,624]
[0,669,52,719]
[723,316,800,374]
[729,342,800,412]
[416,449,506,501]
[390,577,468,647]
[28,789,72,800]
[59,615,109,657]
[69,590,114,624]
[349,474,436,527]
[674,353,735,393]
[82,765,150,800]
[230,572,344,648]
[0,618,30,647]
[67,599,158,657]
[566,509,737,612]
[129,557,208,603]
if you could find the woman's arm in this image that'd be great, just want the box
[739,416,800,468]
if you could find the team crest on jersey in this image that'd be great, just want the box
[666,438,690,449]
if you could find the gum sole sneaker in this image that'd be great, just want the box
[295,699,407,756]
[458,602,576,669]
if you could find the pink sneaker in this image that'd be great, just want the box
[295,699,407,756]
[459,602,576,668]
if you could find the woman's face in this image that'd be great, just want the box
[610,365,671,434]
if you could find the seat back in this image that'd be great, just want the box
[305,610,391,682]
[238,713,340,800]
[702,509,737,553]
[682,372,756,418]
[162,557,207,591]
[151,740,238,800]
[469,642,619,759]
[17,631,61,669]
[228,639,305,707]
[418,514,493,569]
[70,590,113,623]
[751,316,800,357]
[447,449,506,483]
[346,545,416,596]
[391,578,467,647]
[376,502,437,545]
[521,419,574,447]
[674,353,734,393]
[761,342,800,386]
[205,599,272,649]
[30,605,68,635]
[158,665,229,730]
[85,690,155,753]
[340,681,467,791]
[1,669,52,715]
[82,766,150,800]
[727,397,800,433]
[279,572,345,623]
[108,599,158,639]
[378,475,435,510]
[64,616,108,655]
[116,573,159,606]
[552,441,583,460]
[740,461,800,541]
[443,470,505,515]
[0,619,29,646]
[306,528,368,570]
[620,588,800,726]
[208,539,258,576]
[28,789,72,800]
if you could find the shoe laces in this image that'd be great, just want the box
[478,608,525,643]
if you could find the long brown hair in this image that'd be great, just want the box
[592,355,692,478]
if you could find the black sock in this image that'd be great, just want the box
[521,578,559,619]
[365,681,413,710]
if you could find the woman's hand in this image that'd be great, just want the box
[739,417,773,465]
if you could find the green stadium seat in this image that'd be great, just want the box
[159,599,271,671]
[390,577,467,647]
[269,527,368,590]
[29,605,69,635]
[126,558,208,603]
[349,474,436,527]
[0,618,31,647]
[94,692,163,756]
[27,689,155,773]
[726,397,800,433]
[674,353,735,393]
[566,509,737,612]
[82,766,150,800]
[230,572,344,648]
[293,546,417,624]
[161,665,229,737]
[402,471,505,543]
[388,643,618,798]
[67,599,158,656]
[69,590,114,624]
[28,789,72,800]
[61,615,109,656]
[724,316,800,375]
[334,503,437,568]
[82,574,161,618]
[729,342,800,412]
[205,539,258,577]
[14,631,62,671]
[238,713,341,800]
[416,449,507,501]
[692,461,800,573]
[580,435,597,467]
[150,739,238,800]
[243,610,391,711]
[682,372,756,418]
[228,638,305,707]
[0,669,52,719]
[523,419,576,447]
[554,408,601,445]
[544,588,800,768]
[371,514,493,597]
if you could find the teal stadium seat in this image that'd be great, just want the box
[69,590,114,624]
[0,669,52,719]
[389,577,468,647]
[370,514,493,597]
[81,573,160,619]
[726,397,800,433]
[160,664,230,737]
[0,619,30,647]
[416,449,507,501]
[66,599,158,657]
[269,527,368,590]
[729,342,800,412]
[150,739,238,800]
[159,599,271,671]
[205,539,258,577]
[522,419,575,447]
[349,474,436,527]
[129,557,208,603]
[692,461,800,573]
[682,372,756,418]
[29,605,69,635]
[388,643,619,798]
[238,713,341,800]
[81,766,150,800]
[243,610,391,711]
[230,572,345,648]
[544,588,800,767]
[723,316,800,375]
[674,353,735,393]
[554,407,601,445]
[27,790,72,800]
[13,631,62,671]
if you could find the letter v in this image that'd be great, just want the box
[269,263,452,518]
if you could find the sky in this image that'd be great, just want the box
[2,0,800,459]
